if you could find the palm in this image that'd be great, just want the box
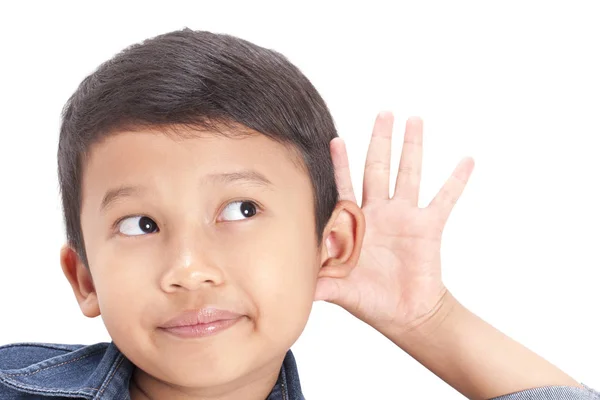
[343,203,445,330]
[315,113,474,332]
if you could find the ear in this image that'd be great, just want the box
[318,200,365,279]
[60,244,100,318]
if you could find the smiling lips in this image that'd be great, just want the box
[160,308,244,338]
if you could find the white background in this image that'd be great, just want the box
[0,1,599,399]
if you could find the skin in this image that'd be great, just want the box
[61,126,365,400]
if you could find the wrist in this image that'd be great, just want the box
[384,289,477,356]
[379,289,465,351]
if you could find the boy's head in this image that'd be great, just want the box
[57,29,364,393]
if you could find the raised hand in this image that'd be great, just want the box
[315,112,475,334]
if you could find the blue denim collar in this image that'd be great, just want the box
[0,342,304,399]
[267,348,305,400]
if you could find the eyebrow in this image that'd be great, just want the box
[204,170,273,187]
[99,170,274,212]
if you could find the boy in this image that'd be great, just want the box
[0,28,597,400]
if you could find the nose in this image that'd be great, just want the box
[159,235,225,293]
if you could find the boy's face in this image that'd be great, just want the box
[74,127,329,390]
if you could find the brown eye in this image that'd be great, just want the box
[219,201,258,221]
[118,216,159,236]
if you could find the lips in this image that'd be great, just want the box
[159,308,245,338]
[161,308,243,328]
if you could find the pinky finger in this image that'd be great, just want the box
[428,157,475,222]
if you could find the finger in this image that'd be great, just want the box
[314,276,354,308]
[363,111,395,203]
[314,277,342,302]
[330,138,357,203]
[428,157,475,222]
[393,117,424,206]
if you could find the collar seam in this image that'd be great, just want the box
[95,353,127,399]
[3,349,105,378]
[0,376,96,399]
[280,364,288,400]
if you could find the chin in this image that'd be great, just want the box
[158,357,257,388]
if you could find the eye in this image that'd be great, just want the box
[118,216,159,236]
[219,200,258,221]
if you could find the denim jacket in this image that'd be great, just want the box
[0,342,303,399]
[1,341,599,399]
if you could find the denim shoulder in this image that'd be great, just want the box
[0,342,133,399]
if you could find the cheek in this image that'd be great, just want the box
[237,220,320,343]
[90,250,154,337]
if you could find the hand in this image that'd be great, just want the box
[315,112,475,335]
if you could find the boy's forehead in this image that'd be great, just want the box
[81,127,310,206]
[87,126,303,170]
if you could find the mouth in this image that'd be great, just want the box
[159,308,245,339]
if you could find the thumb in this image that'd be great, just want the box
[314,277,348,304]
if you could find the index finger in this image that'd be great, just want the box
[330,137,357,203]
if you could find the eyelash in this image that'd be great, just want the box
[111,199,262,232]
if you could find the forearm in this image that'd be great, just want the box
[383,291,581,400]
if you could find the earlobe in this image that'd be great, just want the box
[318,200,365,279]
[60,244,100,318]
